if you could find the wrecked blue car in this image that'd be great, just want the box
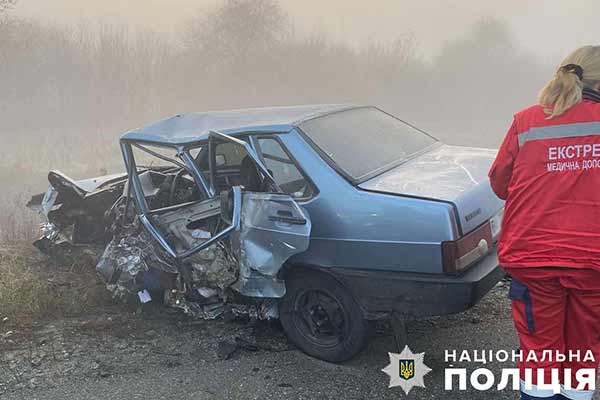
[28,105,504,362]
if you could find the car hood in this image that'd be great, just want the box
[26,171,128,213]
[71,172,129,192]
[358,144,504,234]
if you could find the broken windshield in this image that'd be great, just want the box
[298,107,438,183]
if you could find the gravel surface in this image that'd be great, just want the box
[1,281,525,399]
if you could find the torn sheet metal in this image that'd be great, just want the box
[188,242,238,290]
[96,231,177,298]
[40,185,58,216]
[164,291,279,322]
[164,290,227,320]
[28,171,129,259]
[29,130,314,322]
[40,222,59,241]
[231,192,311,298]
[96,228,238,301]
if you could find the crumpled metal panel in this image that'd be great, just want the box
[96,229,238,298]
[231,192,311,298]
[40,185,58,217]
[187,242,238,290]
[96,231,177,298]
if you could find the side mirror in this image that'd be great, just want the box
[215,154,226,167]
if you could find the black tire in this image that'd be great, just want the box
[279,269,370,363]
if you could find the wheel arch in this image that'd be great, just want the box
[279,263,384,320]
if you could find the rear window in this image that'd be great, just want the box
[299,107,437,182]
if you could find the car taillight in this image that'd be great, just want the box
[442,222,493,274]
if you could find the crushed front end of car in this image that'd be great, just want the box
[28,128,312,323]
[27,171,129,263]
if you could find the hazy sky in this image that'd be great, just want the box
[14,0,600,64]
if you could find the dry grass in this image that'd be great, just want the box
[0,243,114,326]
[0,136,125,325]
[0,244,50,323]
[0,191,41,243]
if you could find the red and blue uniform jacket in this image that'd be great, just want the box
[489,99,600,269]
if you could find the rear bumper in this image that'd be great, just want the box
[329,251,504,319]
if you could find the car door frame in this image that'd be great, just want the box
[207,131,313,297]
[207,131,281,195]
[120,131,311,267]
[120,139,241,260]
[251,134,319,202]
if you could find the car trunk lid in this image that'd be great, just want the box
[358,144,504,235]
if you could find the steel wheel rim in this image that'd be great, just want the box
[292,288,349,348]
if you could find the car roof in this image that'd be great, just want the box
[120,104,357,146]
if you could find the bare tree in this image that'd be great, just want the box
[0,1,547,152]
[186,0,287,62]
[0,0,17,14]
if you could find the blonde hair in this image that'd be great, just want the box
[539,45,600,118]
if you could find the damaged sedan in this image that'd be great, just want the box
[28,105,505,362]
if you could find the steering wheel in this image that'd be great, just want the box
[169,168,190,205]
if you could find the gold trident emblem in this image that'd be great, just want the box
[400,360,414,380]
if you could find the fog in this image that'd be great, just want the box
[0,0,597,240]
[15,0,600,63]
[4,0,599,148]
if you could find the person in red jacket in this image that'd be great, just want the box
[489,45,600,400]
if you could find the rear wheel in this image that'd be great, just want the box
[279,270,369,362]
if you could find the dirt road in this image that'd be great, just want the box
[0,279,528,400]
